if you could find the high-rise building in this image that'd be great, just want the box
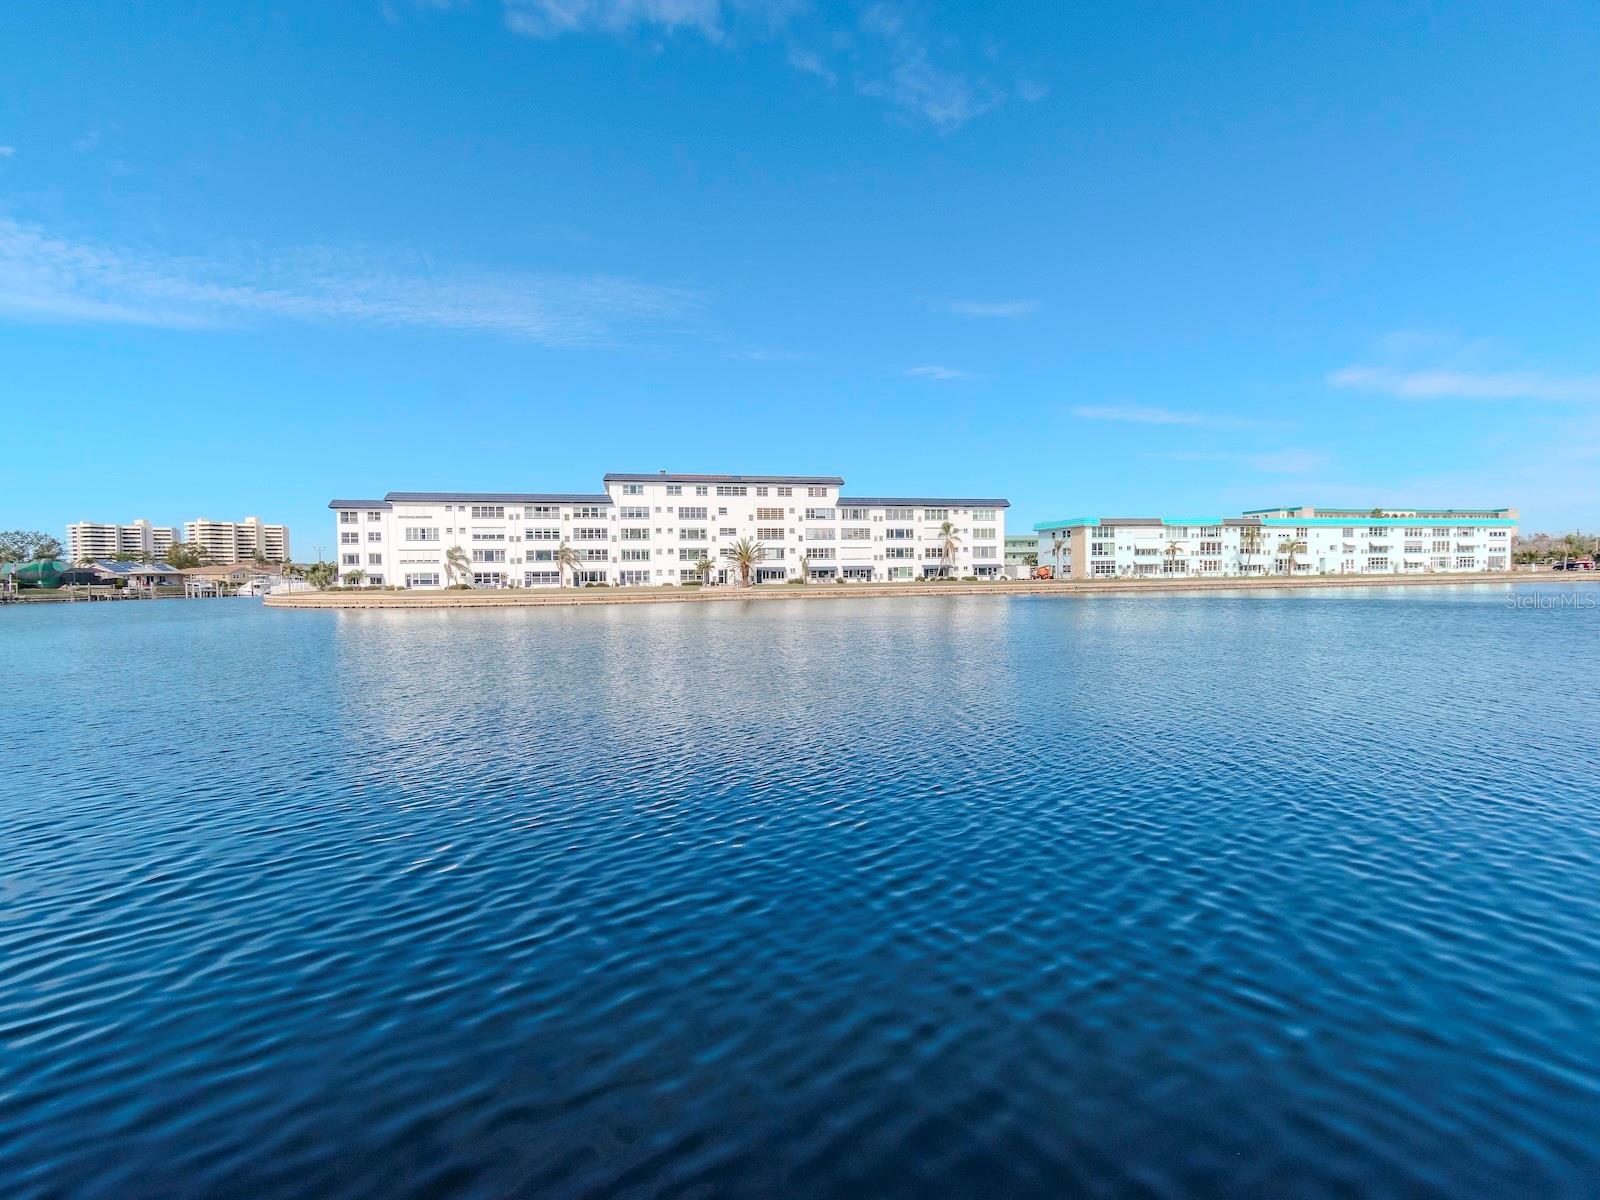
[182,517,291,564]
[65,520,181,564]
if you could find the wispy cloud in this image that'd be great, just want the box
[854,4,1003,129]
[725,347,811,362]
[486,0,1016,130]
[907,364,975,380]
[944,299,1036,318]
[1071,404,1262,429]
[1155,448,1329,475]
[0,146,14,158]
[1329,365,1600,403]
[0,216,702,346]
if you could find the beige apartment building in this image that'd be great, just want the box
[66,520,181,564]
[183,517,292,564]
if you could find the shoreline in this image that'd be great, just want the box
[262,572,1593,610]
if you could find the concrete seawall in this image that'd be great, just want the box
[265,572,1580,610]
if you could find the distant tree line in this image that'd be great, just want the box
[0,531,63,562]
[1514,532,1599,565]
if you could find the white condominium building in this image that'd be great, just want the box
[66,520,180,564]
[330,472,1009,588]
[183,517,291,564]
[1034,505,1518,578]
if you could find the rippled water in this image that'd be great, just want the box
[3,585,1599,1199]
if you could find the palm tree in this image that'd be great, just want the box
[1051,531,1066,579]
[694,553,715,586]
[721,537,765,588]
[799,552,812,584]
[1277,537,1307,576]
[306,562,336,589]
[554,540,583,588]
[342,568,366,588]
[1163,539,1185,575]
[444,544,470,586]
[1238,525,1263,576]
[939,520,962,579]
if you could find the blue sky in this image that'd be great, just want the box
[3,1,1599,552]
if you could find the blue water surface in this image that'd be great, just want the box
[3,585,1599,1199]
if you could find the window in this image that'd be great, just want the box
[777,486,793,497]
[573,506,606,520]
[886,547,915,559]
[472,549,506,563]
[839,507,869,521]
[973,527,996,539]
[619,570,649,585]
[757,528,785,540]
[620,506,649,520]
[924,509,949,520]
[472,571,504,587]
[666,485,682,496]
[368,511,382,522]
[719,527,737,537]
[404,527,439,542]
[367,553,383,565]
[529,549,554,562]
[888,565,913,580]
[756,507,785,521]
[527,527,561,541]
[622,483,644,495]
[886,528,914,540]
[680,528,708,541]
[716,485,748,497]
[470,505,505,520]
[808,486,828,497]
[578,549,608,563]
[678,547,707,561]
[806,528,836,541]
[573,527,607,541]
[1342,527,1356,538]
[405,573,440,588]
[339,511,357,525]
[805,508,835,521]
[1367,556,1390,571]
[340,531,359,545]
[806,547,835,560]
[1455,556,1477,570]
[1295,527,1308,539]
[528,505,559,518]
[763,547,785,560]
[524,571,559,586]
[884,507,913,520]
[1199,541,1222,555]
[367,531,382,542]
[342,553,359,566]
[1092,562,1116,577]
[694,486,708,496]
[1199,526,1221,538]
[1367,526,1386,537]
[1432,539,1451,552]
[842,527,872,541]
[621,549,650,561]
[972,545,997,559]
[1432,527,1451,537]
[620,528,650,541]
[471,531,505,541]
[972,509,997,521]
[679,506,708,520]
[756,486,769,497]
